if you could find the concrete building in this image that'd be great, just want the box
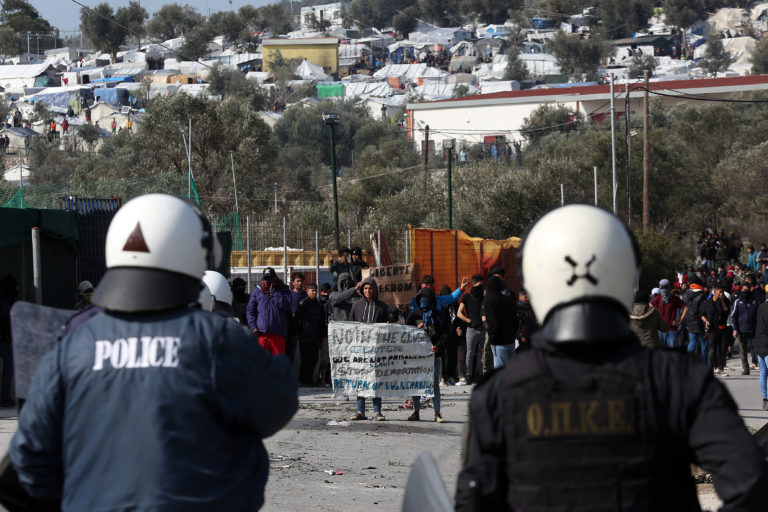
[262,38,340,75]
[300,2,351,32]
[406,75,768,149]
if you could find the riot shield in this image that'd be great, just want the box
[10,302,74,400]
[401,451,454,512]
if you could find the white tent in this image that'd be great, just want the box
[414,82,480,101]
[478,81,521,94]
[295,60,329,81]
[0,62,55,91]
[344,81,397,100]
[2,162,32,185]
[373,64,447,80]
[709,8,748,33]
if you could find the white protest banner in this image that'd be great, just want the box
[329,321,434,398]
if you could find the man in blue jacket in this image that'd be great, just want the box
[10,194,298,511]
[247,267,292,355]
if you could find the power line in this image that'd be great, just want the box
[644,86,768,103]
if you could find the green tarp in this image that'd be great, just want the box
[0,208,80,249]
[0,208,80,308]
[317,84,344,98]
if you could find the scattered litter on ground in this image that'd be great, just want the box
[387,460,405,467]
[271,464,291,469]
[324,469,344,475]
[362,466,377,470]
[360,483,384,488]
[327,420,351,427]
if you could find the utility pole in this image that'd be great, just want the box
[625,85,631,227]
[610,73,618,216]
[643,70,650,233]
[322,112,340,250]
[445,140,453,229]
[423,125,430,189]
[274,183,278,215]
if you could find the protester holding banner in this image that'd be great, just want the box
[349,277,389,324]
[349,277,389,420]
[406,287,445,422]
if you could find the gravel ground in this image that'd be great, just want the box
[262,385,471,512]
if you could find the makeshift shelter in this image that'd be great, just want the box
[0,127,42,153]
[2,162,32,185]
[0,62,58,92]
[28,85,93,113]
[478,81,521,94]
[343,81,396,99]
[373,64,447,82]
[414,82,480,101]
[93,87,130,107]
[709,8,749,33]
[295,59,330,80]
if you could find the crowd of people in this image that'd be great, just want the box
[628,231,768,412]
[228,245,541,423]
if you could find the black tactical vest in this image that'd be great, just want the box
[501,347,700,511]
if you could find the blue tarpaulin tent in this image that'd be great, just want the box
[93,87,129,106]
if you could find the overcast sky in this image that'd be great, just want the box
[36,0,282,32]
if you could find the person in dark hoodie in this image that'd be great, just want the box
[732,282,761,375]
[329,273,360,321]
[348,247,370,284]
[349,277,389,420]
[680,276,708,358]
[700,280,731,375]
[516,289,537,352]
[439,284,461,384]
[295,283,325,386]
[629,290,668,349]
[484,274,518,368]
[406,287,445,422]
[230,278,250,324]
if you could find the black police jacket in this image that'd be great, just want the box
[11,307,298,511]
[455,338,768,512]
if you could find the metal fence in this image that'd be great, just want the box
[210,213,412,265]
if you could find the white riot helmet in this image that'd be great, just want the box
[198,282,214,312]
[520,205,640,342]
[92,194,222,312]
[202,270,233,306]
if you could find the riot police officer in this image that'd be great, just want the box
[10,194,298,511]
[455,205,768,511]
